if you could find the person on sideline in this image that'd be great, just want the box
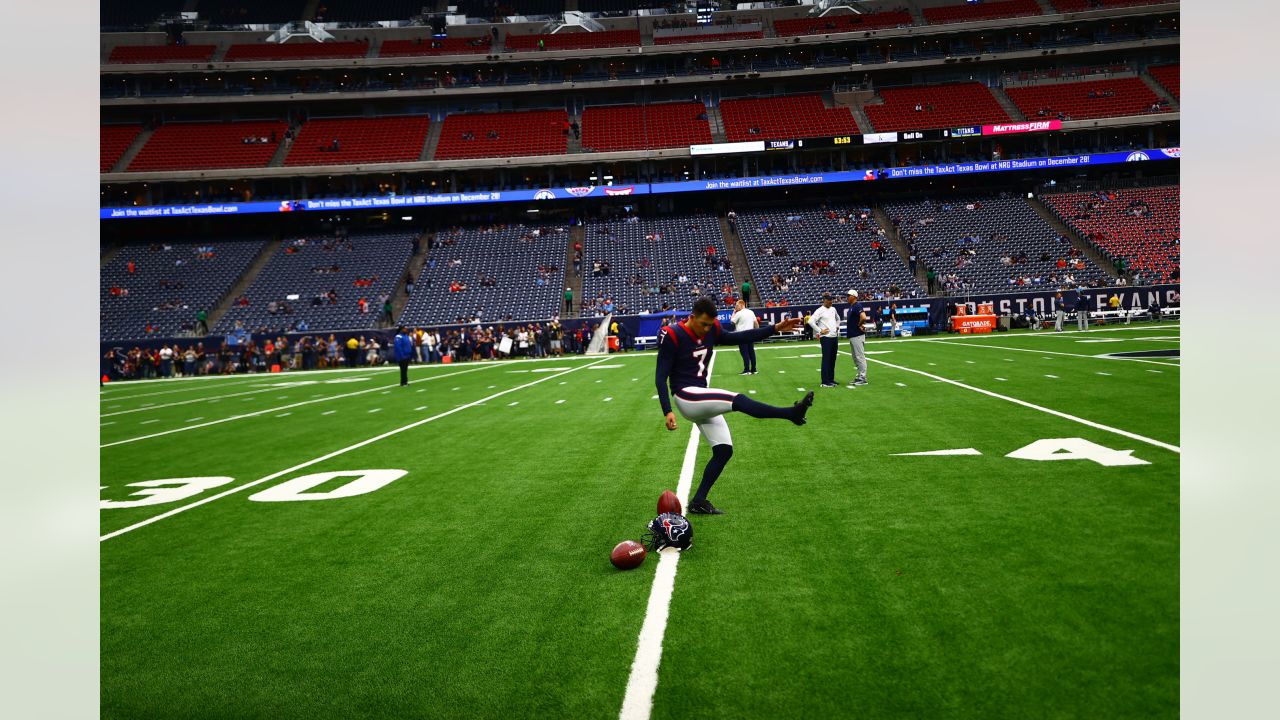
[729,299,759,375]
[846,289,869,386]
[809,293,841,388]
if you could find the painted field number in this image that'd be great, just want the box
[101,469,405,510]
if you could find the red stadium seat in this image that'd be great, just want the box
[223,41,369,62]
[379,37,490,57]
[285,116,431,167]
[107,45,217,64]
[922,0,1042,25]
[774,11,912,37]
[435,110,568,160]
[504,30,639,52]
[128,120,289,172]
[864,82,1011,132]
[1148,64,1179,100]
[581,103,712,152]
[653,31,765,46]
[101,125,141,173]
[719,95,858,143]
[1042,187,1180,282]
[1005,77,1168,121]
[1050,0,1169,12]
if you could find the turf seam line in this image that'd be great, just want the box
[100,357,615,542]
[100,364,495,448]
[618,351,714,720]
[852,353,1181,454]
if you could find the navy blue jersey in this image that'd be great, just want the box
[655,320,775,415]
[846,303,866,338]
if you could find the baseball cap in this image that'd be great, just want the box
[846,289,859,298]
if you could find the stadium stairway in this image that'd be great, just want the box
[565,224,584,315]
[566,115,583,153]
[833,87,877,135]
[420,120,443,161]
[389,231,430,327]
[268,120,302,167]
[1140,72,1180,111]
[1025,196,1126,280]
[908,3,927,25]
[206,238,283,331]
[706,106,727,143]
[111,128,153,173]
[875,205,930,292]
[991,87,1027,122]
[720,214,755,302]
[1034,0,1056,15]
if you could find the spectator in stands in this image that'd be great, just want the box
[383,299,394,326]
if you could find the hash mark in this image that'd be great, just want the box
[322,410,337,416]
[994,377,1007,381]
[508,401,519,407]
[555,400,566,404]
[139,419,159,425]
[1045,374,1059,379]
[276,412,291,417]
[368,408,381,413]
[185,417,203,422]
[895,382,907,387]
[415,406,428,411]
[604,397,613,402]
[1097,372,1112,376]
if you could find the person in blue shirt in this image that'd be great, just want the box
[393,326,414,386]
[1074,293,1090,331]
[655,296,812,515]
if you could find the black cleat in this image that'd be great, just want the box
[791,390,815,425]
[687,499,725,515]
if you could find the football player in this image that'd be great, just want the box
[655,296,813,515]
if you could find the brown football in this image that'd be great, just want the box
[657,490,682,516]
[611,540,647,570]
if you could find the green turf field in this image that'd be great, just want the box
[101,323,1179,719]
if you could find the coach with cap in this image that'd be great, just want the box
[809,292,841,388]
[846,289,869,386]
[393,325,414,386]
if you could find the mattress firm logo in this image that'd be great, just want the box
[565,186,594,197]
[1125,151,1151,162]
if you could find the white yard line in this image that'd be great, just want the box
[100,365,495,448]
[100,385,287,417]
[619,351,714,720]
[922,339,1181,368]
[100,358,615,542]
[847,352,1180,454]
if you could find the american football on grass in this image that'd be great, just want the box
[611,540,647,570]
[657,489,682,516]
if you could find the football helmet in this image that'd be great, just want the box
[643,512,693,552]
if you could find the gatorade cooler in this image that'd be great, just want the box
[608,336,620,351]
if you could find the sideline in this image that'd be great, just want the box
[920,339,1182,367]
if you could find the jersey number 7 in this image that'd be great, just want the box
[693,347,709,378]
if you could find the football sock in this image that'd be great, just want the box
[693,443,734,503]
[732,393,795,420]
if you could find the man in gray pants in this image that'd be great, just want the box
[1054,292,1066,332]
[1075,292,1090,331]
[846,289,869,386]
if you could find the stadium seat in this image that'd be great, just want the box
[719,95,858,143]
[580,103,711,153]
[100,239,267,341]
[128,120,288,172]
[284,116,431,167]
[504,30,639,52]
[653,30,765,46]
[1041,186,1180,283]
[922,0,1043,25]
[101,125,141,173]
[1049,0,1170,12]
[864,82,1012,133]
[578,214,734,316]
[737,206,924,305]
[1147,64,1179,100]
[399,224,568,326]
[379,37,490,57]
[884,196,1109,294]
[106,45,217,64]
[223,41,369,62]
[1004,76,1168,121]
[214,233,415,335]
[434,110,568,160]
[773,11,913,37]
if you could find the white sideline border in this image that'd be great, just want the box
[847,352,1180,454]
[101,385,292,417]
[100,357,615,542]
[618,352,715,720]
[101,364,496,448]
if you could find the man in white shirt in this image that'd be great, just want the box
[729,300,759,375]
[809,292,841,387]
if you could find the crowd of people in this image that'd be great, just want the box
[101,317,627,381]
